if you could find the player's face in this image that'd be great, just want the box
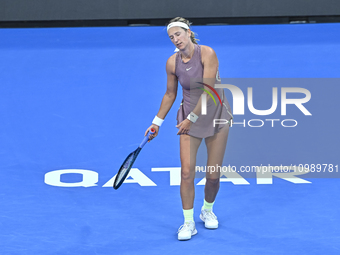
[168,27,191,50]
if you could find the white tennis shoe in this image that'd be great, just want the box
[200,207,219,229]
[177,221,197,240]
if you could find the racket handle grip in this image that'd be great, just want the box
[139,128,156,148]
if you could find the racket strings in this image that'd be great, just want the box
[114,148,141,187]
[122,153,135,170]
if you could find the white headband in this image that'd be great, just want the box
[167,22,190,32]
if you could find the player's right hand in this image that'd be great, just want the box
[145,124,159,142]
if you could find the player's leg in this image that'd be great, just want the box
[180,134,202,210]
[205,124,229,202]
[178,134,202,240]
[200,123,230,229]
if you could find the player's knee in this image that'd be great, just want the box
[206,178,220,186]
[181,168,194,182]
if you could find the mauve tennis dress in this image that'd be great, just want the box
[175,44,233,138]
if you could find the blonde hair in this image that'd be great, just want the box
[168,17,199,44]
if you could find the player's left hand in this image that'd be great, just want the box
[176,119,191,135]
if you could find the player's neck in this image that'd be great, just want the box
[181,43,195,60]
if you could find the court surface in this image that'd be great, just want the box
[0,23,339,254]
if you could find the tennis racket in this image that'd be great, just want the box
[113,128,156,189]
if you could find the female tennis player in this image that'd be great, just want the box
[145,17,233,241]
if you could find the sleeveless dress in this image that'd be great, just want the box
[175,44,233,138]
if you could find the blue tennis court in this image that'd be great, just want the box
[0,23,339,254]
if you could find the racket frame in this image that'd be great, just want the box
[113,128,155,190]
[113,147,141,189]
